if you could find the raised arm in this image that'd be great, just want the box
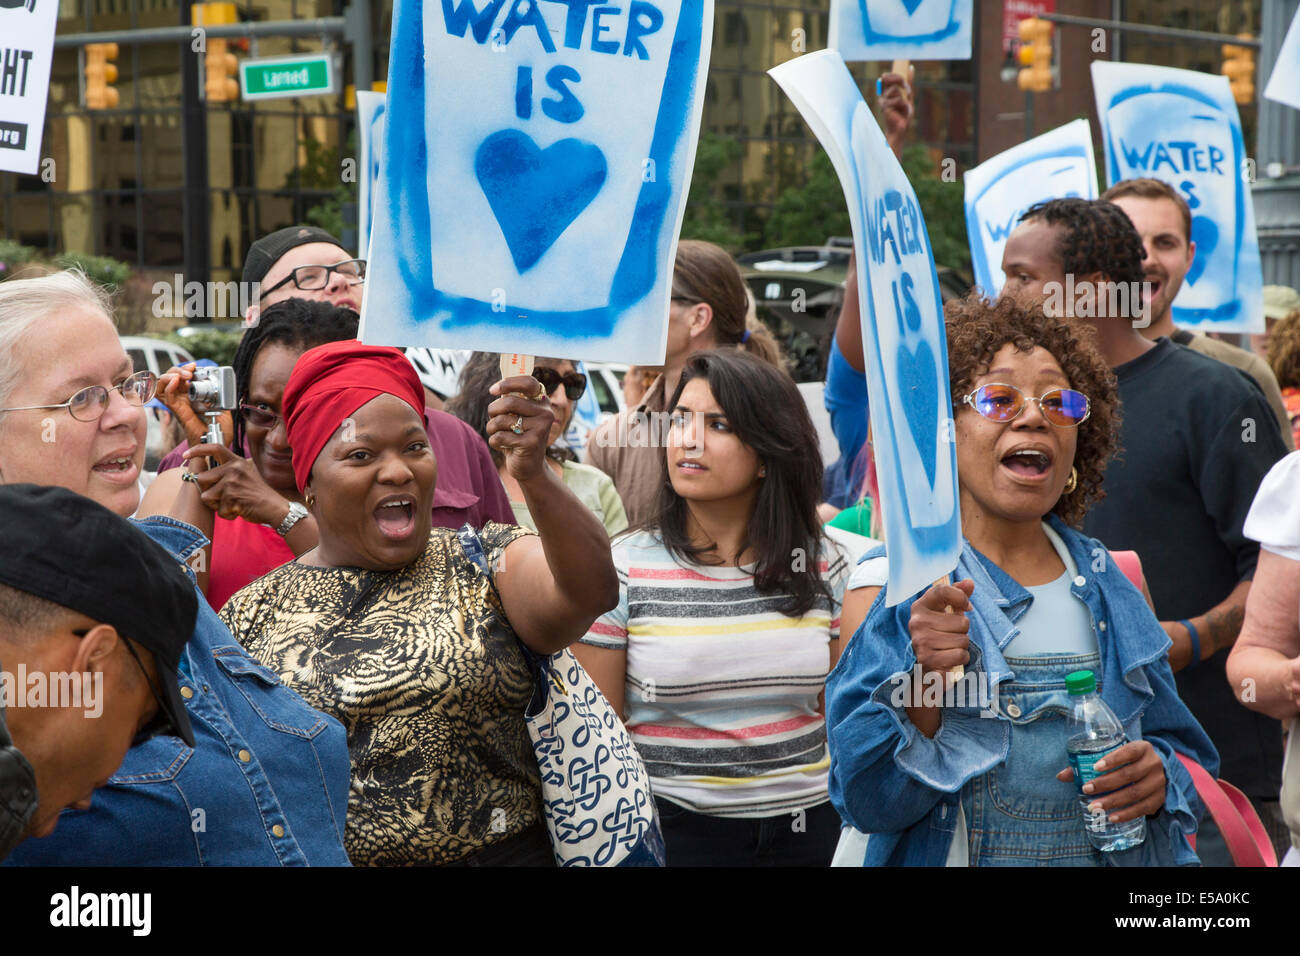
[486,375,619,654]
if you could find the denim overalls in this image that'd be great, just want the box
[959,651,1104,866]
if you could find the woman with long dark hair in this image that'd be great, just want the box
[574,348,847,866]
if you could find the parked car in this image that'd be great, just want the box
[120,336,194,378]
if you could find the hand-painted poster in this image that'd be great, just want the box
[830,0,973,63]
[0,0,58,174]
[355,90,385,260]
[770,49,961,605]
[963,119,1098,298]
[360,0,712,362]
[1092,61,1263,332]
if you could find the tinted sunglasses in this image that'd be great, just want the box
[532,367,587,401]
[962,383,1091,428]
[240,402,281,430]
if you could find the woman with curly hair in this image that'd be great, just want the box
[826,292,1216,866]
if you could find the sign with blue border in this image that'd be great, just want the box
[770,49,961,605]
[829,0,972,63]
[359,0,712,363]
[1092,61,1263,333]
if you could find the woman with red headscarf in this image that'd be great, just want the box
[218,340,619,866]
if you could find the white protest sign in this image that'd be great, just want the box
[355,90,385,260]
[1263,5,1300,112]
[829,0,972,63]
[0,0,58,174]
[1092,61,1263,333]
[963,119,1098,298]
[359,0,712,363]
[770,49,960,606]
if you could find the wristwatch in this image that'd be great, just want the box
[275,501,309,537]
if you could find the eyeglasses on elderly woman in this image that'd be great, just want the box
[0,370,157,423]
[961,383,1091,428]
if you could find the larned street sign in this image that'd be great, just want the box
[239,53,337,101]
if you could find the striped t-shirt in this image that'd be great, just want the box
[580,530,849,818]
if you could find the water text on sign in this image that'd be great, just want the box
[1117,138,1226,176]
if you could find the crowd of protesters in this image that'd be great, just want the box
[3,70,1300,869]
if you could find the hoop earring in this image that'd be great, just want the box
[305,492,316,508]
[1063,467,1077,495]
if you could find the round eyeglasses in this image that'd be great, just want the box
[962,383,1091,428]
[0,370,157,423]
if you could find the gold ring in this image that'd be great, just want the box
[511,416,525,434]
[533,381,548,402]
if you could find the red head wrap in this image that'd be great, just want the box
[282,339,427,492]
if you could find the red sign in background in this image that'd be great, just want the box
[1002,0,1056,54]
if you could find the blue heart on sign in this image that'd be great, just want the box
[897,338,940,489]
[900,0,924,14]
[1186,215,1218,287]
[475,130,607,273]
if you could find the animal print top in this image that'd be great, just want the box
[219,522,540,866]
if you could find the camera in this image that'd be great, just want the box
[187,366,236,447]
[187,366,236,412]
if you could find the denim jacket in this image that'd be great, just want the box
[5,517,352,867]
[826,515,1219,867]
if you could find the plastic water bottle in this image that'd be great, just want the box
[1065,669,1145,852]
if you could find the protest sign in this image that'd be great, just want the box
[355,90,385,259]
[0,0,58,174]
[359,0,712,363]
[1092,61,1263,333]
[769,49,961,605]
[1263,5,1300,112]
[963,119,1097,298]
[829,0,972,63]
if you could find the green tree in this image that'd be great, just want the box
[762,143,971,276]
[679,133,746,251]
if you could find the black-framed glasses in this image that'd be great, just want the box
[0,370,156,423]
[532,367,587,401]
[259,259,366,300]
[962,383,1091,428]
[240,402,281,431]
[72,629,176,746]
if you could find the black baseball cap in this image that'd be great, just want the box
[242,225,349,287]
[0,485,197,747]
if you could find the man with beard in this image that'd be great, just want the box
[1102,178,1292,449]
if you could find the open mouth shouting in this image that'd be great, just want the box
[373,493,417,540]
[1000,444,1054,483]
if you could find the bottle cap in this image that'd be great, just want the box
[1065,670,1096,695]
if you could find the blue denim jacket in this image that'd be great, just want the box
[5,517,352,867]
[826,515,1219,867]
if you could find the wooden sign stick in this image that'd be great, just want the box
[933,572,965,684]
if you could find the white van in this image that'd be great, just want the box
[120,336,194,378]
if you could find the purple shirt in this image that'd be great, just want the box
[157,408,514,530]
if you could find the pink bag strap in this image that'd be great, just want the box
[1111,550,1144,591]
[1175,752,1276,867]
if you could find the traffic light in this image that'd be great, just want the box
[84,43,119,109]
[205,37,239,102]
[1017,16,1053,93]
[1221,34,1255,105]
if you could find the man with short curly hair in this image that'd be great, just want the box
[1000,198,1288,863]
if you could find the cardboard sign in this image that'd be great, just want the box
[1263,5,1300,112]
[770,49,960,606]
[359,0,712,363]
[0,0,58,174]
[1092,62,1263,332]
[355,89,385,259]
[829,0,972,63]
[963,119,1098,298]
